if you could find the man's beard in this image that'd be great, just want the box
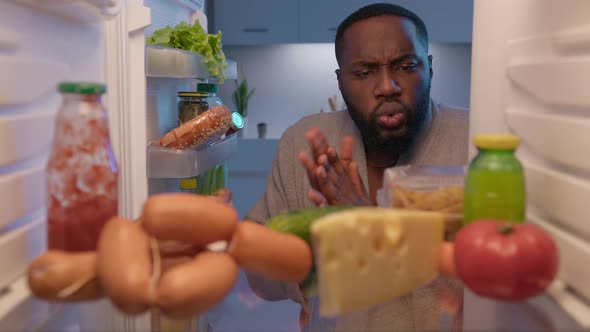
[345,86,431,152]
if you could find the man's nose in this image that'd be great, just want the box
[374,70,402,99]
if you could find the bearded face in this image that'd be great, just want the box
[336,15,433,150]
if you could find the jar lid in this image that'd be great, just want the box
[179,177,197,189]
[230,112,244,131]
[178,91,208,98]
[197,83,217,94]
[474,134,520,150]
[58,82,106,95]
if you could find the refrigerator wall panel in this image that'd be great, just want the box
[0,113,55,168]
[0,167,45,229]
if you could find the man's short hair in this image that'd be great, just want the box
[335,2,429,66]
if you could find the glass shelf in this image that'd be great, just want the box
[147,134,238,178]
[146,44,238,80]
[9,0,122,24]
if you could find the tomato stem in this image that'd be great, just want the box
[498,224,513,235]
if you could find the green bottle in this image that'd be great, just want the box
[463,134,526,225]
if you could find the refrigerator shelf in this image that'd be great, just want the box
[145,44,238,80]
[9,0,122,24]
[147,134,238,178]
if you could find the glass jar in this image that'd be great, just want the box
[47,82,118,251]
[178,91,209,124]
[463,134,526,225]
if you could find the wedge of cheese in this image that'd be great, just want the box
[310,207,445,317]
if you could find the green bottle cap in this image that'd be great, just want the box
[197,83,217,94]
[230,112,244,131]
[58,82,106,95]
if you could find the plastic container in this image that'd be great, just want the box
[46,82,118,251]
[463,134,526,225]
[377,165,465,239]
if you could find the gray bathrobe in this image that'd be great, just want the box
[246,99,469,331]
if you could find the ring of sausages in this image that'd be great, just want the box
[27,193,458,318]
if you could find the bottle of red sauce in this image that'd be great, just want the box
[47,82,118,252]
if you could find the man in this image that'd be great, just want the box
[246,2,468,332]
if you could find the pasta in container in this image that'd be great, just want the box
[376,165,466,240]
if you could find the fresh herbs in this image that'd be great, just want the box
[147,21,228,83]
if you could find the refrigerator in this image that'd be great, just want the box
[0,0,589,331]
[0,0,241,331]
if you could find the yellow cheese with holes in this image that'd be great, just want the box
[310,207,444,317]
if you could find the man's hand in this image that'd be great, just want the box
[298,128,371,207]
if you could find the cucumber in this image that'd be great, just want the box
[267,206,352,296]
[267,206,351,245]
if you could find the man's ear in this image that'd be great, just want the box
[336,69,342,91]
[427,55,433,79]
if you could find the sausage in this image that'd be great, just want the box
[158,105,232,149]
[141,193,238,245]
[439,241,458,278]
[27,250,102,301]
[97,217,153,315]
[156,252,238,319]
[228,221,312,282]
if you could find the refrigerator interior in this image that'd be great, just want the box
[466,0,590,330]
[0,1,135,331]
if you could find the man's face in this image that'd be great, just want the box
[337,15,432,150]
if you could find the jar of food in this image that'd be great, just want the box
[178,91,209,124]
[463,134,526,225]
[47,82,118,252]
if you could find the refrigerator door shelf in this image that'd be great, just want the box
[8,0,122,24]
[147,133,237,178]
[146,44,238,81]
[0,216,45,291]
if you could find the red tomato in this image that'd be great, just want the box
[454,220,559,301]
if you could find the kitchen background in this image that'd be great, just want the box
[208,0,475,222]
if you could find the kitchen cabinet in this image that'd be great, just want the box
[298,0,369,43]
[212,0,299,45]
[299,0,474,44]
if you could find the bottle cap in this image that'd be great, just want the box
[197,83,217,94]
[58,82,106,95]
[474,134,520,150]
[229,112,244,131]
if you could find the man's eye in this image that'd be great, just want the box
[398,64,418,71]
[354,71,370,78]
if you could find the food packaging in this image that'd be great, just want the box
[376,165,466,240]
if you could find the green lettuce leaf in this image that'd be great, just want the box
[147,21,228,83]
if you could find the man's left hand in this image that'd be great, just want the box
[298,128,371,207]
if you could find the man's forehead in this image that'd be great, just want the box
[339,15,422,63]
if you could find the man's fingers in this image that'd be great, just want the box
[305,128,329,161]
[298,151,319,189]
[307,189,327,207]
[326,147,355,193]
[340,136,355,165]
[315,166,343,205]
[349,161,367,197]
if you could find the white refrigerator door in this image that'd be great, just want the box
[466,0,590,330]
[0,1,140,331]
